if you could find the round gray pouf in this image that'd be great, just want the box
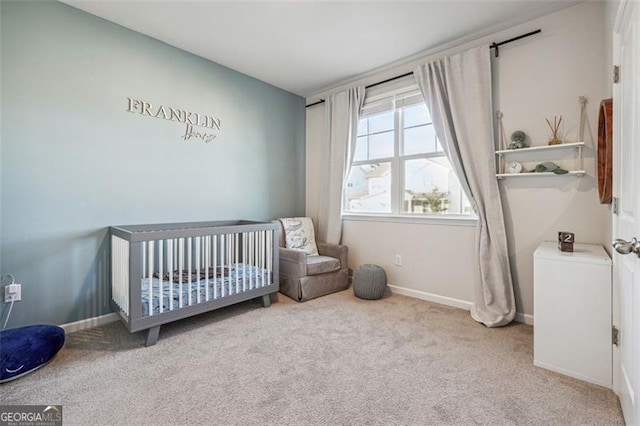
[353,264,387,300]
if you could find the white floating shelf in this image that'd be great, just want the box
[495,142,585,155]
[496,170,586,179]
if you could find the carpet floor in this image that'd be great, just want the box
[1,290,624,425]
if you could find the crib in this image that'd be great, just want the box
[110,220,279,346]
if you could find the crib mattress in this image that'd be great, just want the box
[141,263,270,316]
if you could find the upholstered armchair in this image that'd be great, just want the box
[274,218,349,302]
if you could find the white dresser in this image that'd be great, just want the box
[533,241,612,387]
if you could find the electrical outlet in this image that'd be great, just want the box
[394,254,402,266]
[4,283,21,302]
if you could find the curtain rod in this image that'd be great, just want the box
[305,28,541,108]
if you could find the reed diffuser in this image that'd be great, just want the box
[546,115,563,145]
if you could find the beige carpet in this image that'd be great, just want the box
[2,290,623,425]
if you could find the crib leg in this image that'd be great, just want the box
[145,326,161,347]
[260,294,271,308]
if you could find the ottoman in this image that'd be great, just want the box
[353,264,387,300]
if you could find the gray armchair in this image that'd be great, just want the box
[274,219,349,302]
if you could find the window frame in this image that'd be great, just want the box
[343,86,477,223]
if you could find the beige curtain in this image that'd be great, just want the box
[317,87,364,244]
[414,45,516,327]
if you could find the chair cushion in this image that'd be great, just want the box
[1,324,65,383]
[279,217,319,256]
[307,255,341,276]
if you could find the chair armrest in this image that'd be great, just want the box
[317,243,348,269]
[279,247,307,277]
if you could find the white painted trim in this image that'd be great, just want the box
[614,0,629,33]
[534,360,612,389]
[388,284,533,325]
[60,312,119,334]
[516,312,534,326]
[343,214,477,227]
[57,290,534,335]
[388,285,473,311]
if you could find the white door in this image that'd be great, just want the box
[612,1,640,425]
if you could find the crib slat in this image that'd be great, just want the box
[249,232,253,290]
[187,237,192,306]
[263,231,267,286]
[158,240,163,314]
[254,232,258,288]
[227,233,233,295]
[195,236,201,304]
[168,239,174,311]
[260,231,262,287]
[179,238,184,309]
[235,233,239,293]
[213,235,218,299]
[242,232,247,293]
[205,236,210,302]
[221,235,226,297]
[148,241,154,316]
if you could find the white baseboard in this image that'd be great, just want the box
[388,285,473,311]
[57,289,534,334]
[60,312,119,334]
[388,284,533,325]
[516,312,534,325]
[534,360,611,389]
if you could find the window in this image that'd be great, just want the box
[344,88,473,217]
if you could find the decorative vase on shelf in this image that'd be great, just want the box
[546,115,563,146]
[548,136,563,145]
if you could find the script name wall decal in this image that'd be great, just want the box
[126,97,222,143]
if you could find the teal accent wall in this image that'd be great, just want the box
[0,1,305,327]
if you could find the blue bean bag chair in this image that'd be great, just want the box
[0,324,65,383]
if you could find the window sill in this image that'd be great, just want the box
[342,213,477,227]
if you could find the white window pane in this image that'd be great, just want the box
[404,125,437,155]
[354,136,367,162]
[403,104,431,127]
[368,131,394,159]
[403,157,470,215]
[345,163,391,213]
[368,111,394,133]
[357,118,367,137]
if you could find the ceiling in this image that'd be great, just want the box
[62,1,581,98]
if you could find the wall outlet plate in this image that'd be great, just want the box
[5,283,21,302]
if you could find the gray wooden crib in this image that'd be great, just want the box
[110,220,279,346]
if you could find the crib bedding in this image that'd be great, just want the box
[153,266,230,283]
[141,263,269,316]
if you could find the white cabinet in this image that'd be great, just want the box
[533,241,612,387]
[496,142,585,179]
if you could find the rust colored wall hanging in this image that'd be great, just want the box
[597,98,613,204]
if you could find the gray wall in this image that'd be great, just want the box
[0,1,305,327]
